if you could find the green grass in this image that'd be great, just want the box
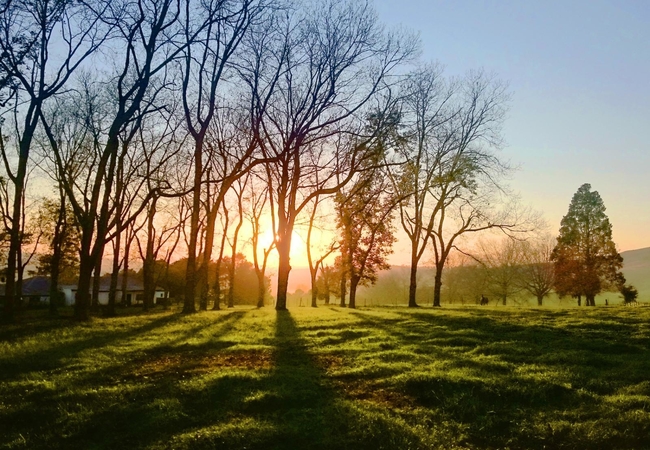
[1,305,650,449]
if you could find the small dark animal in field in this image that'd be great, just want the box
[479,295,489,306]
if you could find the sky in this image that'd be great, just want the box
[373,0,650,252]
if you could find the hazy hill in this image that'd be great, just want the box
[621,247,650,297]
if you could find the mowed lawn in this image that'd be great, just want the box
[1,305,649,449]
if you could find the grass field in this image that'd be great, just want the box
[1,305,649,449]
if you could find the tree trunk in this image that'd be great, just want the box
[276,258,290,310]
[275,229,292,310]
[432,265,443,307]
[256,270,265,308]
[143,258,154,311]
[310,267,318,307]
[586,294,595,306]
[537,295,543,306]
[339,270,347,307]
[91,256,102,310]
[184,139,203,314]
[48,199,64,316]
[199,281,209,310]
[106,232,121,317]
[408,261,419,307]
[212,258,222,310]
[16,242,24,311]
[121,226,132,306]
[107,269,119,316]
[74,258,94,321]
[2,111,38,322]
[143,198,157,311]
[348,275,360,309]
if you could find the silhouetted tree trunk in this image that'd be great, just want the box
[48,191,67,316]
[212,203,229,311]
[433,266,443,307]
[121,233,131,307]
[226,178,247,308]
[339,269,347,308]
[142,197,158,311]
[348,275,360,309]
[107,233,121,317]
[92,254,102,310]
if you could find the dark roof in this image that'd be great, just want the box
[21,276,52,296]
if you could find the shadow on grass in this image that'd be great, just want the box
[349,309,650,449]
[3,310,437,450]
[5,308,649,449]
[0,312,187,382]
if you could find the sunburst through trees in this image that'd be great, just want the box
[1,0,545,320]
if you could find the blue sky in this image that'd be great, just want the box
[374,0,650,251]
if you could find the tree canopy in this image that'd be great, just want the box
[551,183,623,306]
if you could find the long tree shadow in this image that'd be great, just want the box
[8,308,647,449]
[32,310,435,450]
[0,312,188,381]
[0,311,250,449]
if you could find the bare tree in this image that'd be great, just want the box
[388,62,454,307]
[478,237,526,306]
[243,0,417,310]
[0,0,106,320]
[38,0,210,320]
[419,71,535,307]
[519,236,555,306]
[246,172,275,308]
[208,199,227,310]
[304,196,338,307]
[181,0,267,313]
[224,176,247,308]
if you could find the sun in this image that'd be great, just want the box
[253,228,310,267]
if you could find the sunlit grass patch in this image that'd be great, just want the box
[1,305,650,449]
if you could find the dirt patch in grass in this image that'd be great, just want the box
[337,379,415,410]
[123,349,274,381]
[312,353,344,372]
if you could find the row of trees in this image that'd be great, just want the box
[440,237,554,306]
[443,184,635,307]
[1,0,539,322]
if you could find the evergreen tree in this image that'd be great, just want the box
[551,183,623,306]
